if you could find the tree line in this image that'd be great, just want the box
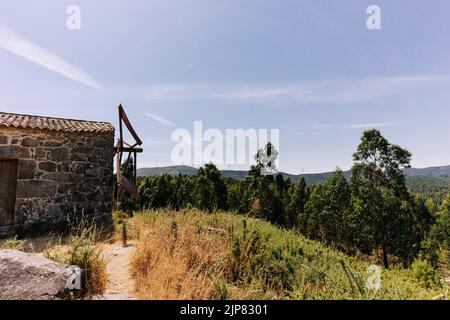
[118,129,449,271]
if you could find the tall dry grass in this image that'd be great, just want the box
[45,221,109,298]
[131,212,233,299]
[129,209,445,300]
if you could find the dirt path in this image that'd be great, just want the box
[95,242,136,300]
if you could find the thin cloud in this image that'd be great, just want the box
[342,122,398,129]
[145,112,177,128]
[0,24,102,90]
[286,122,398,132]
[136,74,450,105]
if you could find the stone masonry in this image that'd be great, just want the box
[0,113,115,231]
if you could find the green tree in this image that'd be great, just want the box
[196,167,216,212]
[407,195,434,263]
[170,174,191,210]
[350,129,413,268]
[421,194,450,270]
[304,170,351,246]
[304,184,325,240]
[287,177,307,229]
[204,163,228,210]
[194,163,228,212]
[322,169,351,246]
[248,143,285,225]
[227,179,252,214]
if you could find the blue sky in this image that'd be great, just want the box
[1,0,450,173]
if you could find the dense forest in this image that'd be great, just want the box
[406,176,450,204]
[118,129,449,280]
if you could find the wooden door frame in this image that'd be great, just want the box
[0,158,19,227]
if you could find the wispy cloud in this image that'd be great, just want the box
[145,112,177,128]
[135,74,450,105]
[0,24,102,90]
[284,122,398,133]
[342,122,397,129]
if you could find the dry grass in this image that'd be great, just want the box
[129,209,446,300]
[44,222,109,298]
[131,211,232,299]
[0,235,57,253]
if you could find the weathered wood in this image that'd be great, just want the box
[114,104,143,201]
[119,105,143,146]
[118,174,138,197]
[0,160,18,226]
[134,151,137,184]
[114,146,143,153]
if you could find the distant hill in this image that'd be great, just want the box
[138,165,450,185]
[403,165,450,178]
[138,165,198,177]
[137,165,337,184]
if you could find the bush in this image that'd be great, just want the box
[411,259,438,288]
[112,210,131,225]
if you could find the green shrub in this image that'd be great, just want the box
[213,280,229,300]
[112,210,130,225]
[411,259,438,288]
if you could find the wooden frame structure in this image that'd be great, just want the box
[114,104,143,200]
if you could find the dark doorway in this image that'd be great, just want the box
[0,159,18,226]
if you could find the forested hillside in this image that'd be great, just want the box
[406,176,450,203]
[138,164,450,182]
[138,165,450,200]
[121,130,449,287]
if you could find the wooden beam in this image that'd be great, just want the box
[119,104,143,145]
[134,151,137,184]
[114,146,143,153]
[118,105,124,166]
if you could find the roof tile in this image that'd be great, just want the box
[0,112,114,134]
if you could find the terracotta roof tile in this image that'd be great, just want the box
[0,112,114,134]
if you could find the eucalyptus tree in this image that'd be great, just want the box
[350,129,412,268]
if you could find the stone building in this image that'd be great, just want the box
[0,112,115,235]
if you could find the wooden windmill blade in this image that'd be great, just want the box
[118,174,138,197]
[115,104,143,200]
[118,104,143,146]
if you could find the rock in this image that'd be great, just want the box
[42,141,63,147]
[207,226,228,236]
[17,159,37,179]
[0,134,8,144]
[0,250,81,300]
[50,147,69,162]
[21,137,39,147]
[16,180,58,198]
[38,161,58,172]
[0,145,30,158]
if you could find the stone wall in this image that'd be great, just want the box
[0,127,114,229]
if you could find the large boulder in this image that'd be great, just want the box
[0,250,79,300]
